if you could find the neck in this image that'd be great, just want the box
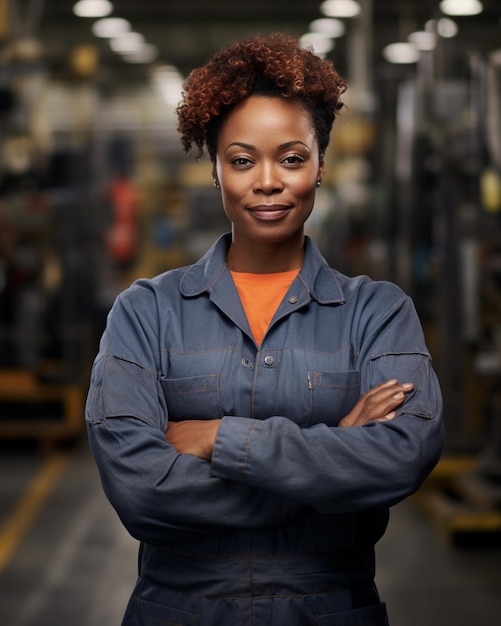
[226,235,305,273]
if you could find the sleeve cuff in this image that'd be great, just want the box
[211,415,258,482]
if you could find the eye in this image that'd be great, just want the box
[282,154,305,165]
[231,156,253,166]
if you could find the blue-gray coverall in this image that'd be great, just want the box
[86,233,444,625]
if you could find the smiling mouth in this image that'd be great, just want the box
[248,205,292,221]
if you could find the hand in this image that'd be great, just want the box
[166,419,222,460]
[339,379,414,428]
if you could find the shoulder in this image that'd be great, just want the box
[333,272,418,330]
[120,265,189,301]
[109,265,192,325]
[334,270,409,303]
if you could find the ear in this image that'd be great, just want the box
[317,155,325,184]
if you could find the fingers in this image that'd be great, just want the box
[339,379,414,428]
[377,410,396,422]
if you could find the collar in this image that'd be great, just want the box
[180,233,346,305]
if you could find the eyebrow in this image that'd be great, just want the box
[225,140,310,152]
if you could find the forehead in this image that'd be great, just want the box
[218,96,316,145]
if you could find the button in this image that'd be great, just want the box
[264,355,275,366]
[288,295,298,304]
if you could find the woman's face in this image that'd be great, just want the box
[214,96,324,252]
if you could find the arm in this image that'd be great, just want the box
[167,377,416,458]
[86,287,303,546]
[209,286,444,514]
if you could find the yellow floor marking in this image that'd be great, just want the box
[0,452,70,571]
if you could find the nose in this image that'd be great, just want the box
[253,162,284,194]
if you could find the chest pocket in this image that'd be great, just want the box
[308,370,361,426]
[160,374,223,421]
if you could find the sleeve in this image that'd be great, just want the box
[211,283,445,515]
[86,285,302,546]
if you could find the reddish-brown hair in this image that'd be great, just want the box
[177,32,346,161]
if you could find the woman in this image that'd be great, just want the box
[86,33,444,626]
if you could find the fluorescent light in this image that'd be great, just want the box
[320,0,361,18]
[408,31,436,51]
[300,33,335,55]
[424,18,459,38]
[73,0,112,18]
[122,44,158,64]
[439,0,483,16]
[153,65,185,104]
[383,42,420,64]
[309,18,345,38]
[92,17,130,38]
[110,32,144,53]
[437,18,459,37]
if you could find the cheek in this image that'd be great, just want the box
[220,183,240,205]
[286,167,319,196]
[219,174,247,204]
[294,178,317,202]
[220,186,243,222]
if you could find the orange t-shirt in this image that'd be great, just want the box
[230,269,299,346]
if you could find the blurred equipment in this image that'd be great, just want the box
[377,41,501,541]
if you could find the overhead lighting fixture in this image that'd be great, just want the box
[122,44,158,64]
[383,42,420,64]
[110,32,144,54]
[153,65,185,104]
[73,0,112,18]
[92,17,130,38]
[309,18,345,38]
[424,18,459,38]
[320,0,361,19]
[408,31,436,51]
[439,0,483,16]
[437,17,459,37]
[300,33,335,55]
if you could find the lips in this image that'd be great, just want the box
[248,205,292,221]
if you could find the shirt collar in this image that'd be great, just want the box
[180,233,346,305]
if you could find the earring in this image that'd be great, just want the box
[213,180,220,189]
[316,180,321,188]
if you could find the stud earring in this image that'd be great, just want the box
[213,180,220,189]
[316,180,322,188]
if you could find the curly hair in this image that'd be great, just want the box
[176,32,347,161]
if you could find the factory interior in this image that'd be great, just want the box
[0,0,501,624]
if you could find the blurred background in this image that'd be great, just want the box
[0,1,500,625]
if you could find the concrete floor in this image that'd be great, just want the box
[0,439,500,626]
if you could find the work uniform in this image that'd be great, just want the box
[86,233,444,625]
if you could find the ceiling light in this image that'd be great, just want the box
[92,17,130,38]
[153,65,185,105]
[110,32,144,53]
[437,17,459,37]
[300,33,335,55]
[383,42,420,64]
[408,31,436,51]
[424,18,459,38]
[309,18,345,38]
[439,0,483,16]
[320,0,361,19]
[122,44,158,64]
[73,0,112,18]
